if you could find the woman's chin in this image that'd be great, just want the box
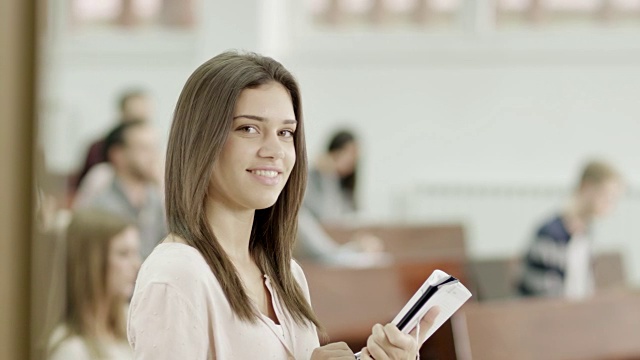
[254,200,278,210]
[247,195,281,210]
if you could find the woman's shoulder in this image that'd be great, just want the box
[289,259,311,297]
[136,242,214,290]
[48,326,90,360]
[49,339,90,360]
[290,259,305,279]
[49,326,132,360]
[146,241,208,267]
[130,242,220,322]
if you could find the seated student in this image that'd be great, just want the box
[75,120,166,259]
[73,163,117,209]
[47,209,141,360]
[517,160,624,299]
[297,129,385,265]
[71,89,153,193]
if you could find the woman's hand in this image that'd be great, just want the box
[311,342,356,360]
[351,232,384,253]
[360,306,440,360]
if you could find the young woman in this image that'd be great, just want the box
[48,209,141,360]
[127,51,437,359]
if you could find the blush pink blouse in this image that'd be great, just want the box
[127,243,320,359]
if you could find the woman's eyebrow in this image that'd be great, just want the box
[233,114,297,124]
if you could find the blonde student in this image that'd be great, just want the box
[48,209,141,360]
[127,51,437,360]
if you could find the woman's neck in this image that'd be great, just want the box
[205,199,255,264]
[85,299,114,340]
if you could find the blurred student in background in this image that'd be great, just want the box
[517,160,624,299]
[47,209,141,360]
[296,207,387,266]
[305,129,359,221]
[296,129,384,265]
[72,89,153,193]
[75,120,166,259]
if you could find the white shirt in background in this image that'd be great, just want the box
[564,234,595,300]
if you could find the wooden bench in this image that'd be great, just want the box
[469,251,628,302]
[302,222,469,357]
[593,251,627,291]
[302,256,470,359]
[303,263,406,346]
[322,223,467,261]
[452,291,640,360]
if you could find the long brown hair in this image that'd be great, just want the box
[165,51,320,327]
[49,209,134,357]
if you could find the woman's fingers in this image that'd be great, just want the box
[365,323,418,360]
[366,324,391,360]
[382,323,417,354]
[362,308,441,360]
[359,347,372,360]
[408,306,441,345]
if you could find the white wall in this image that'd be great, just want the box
[294,60,640,216]
[41,59,192,171]
[40,1,640,285]
[40,0,264,172]
[288,39,640,286]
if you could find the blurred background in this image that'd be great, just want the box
[40,0,640,283]
[3,0,640,359]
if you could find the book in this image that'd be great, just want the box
[355,269,472,359]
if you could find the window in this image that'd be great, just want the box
[70,0,195,30]
[308,0,463,30]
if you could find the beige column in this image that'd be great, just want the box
[0,0,37,359]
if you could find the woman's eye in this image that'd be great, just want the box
[280,129,295,138]
[238,126,258,134]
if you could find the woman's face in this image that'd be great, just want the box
[107,226,141,299]
[333,141,358,177]
[208,81,297,211]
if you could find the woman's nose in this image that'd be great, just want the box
[258,134,285,159]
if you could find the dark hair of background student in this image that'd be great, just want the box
[327,129,358,209]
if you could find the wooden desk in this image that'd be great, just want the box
[469,251,628,302]
[322,223,466,261]
[302,256,471,359]
[303,223,470,357]
[303,263,405,345]
[453,292,640,360]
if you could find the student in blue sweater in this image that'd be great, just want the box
[517,160,624,299]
